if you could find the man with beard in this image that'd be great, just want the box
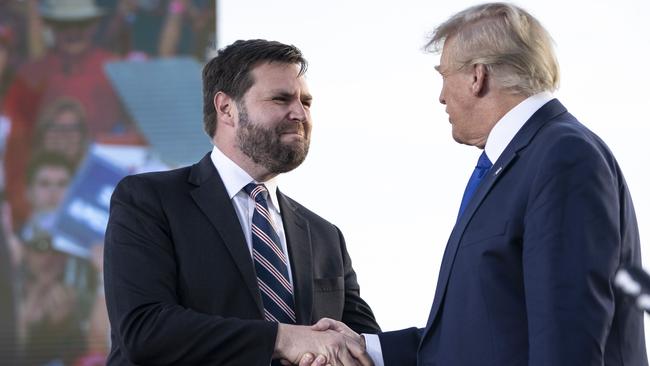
[103,39,379,366]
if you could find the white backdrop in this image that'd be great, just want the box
[219,0,650,351]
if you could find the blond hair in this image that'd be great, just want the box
[427,2,559,95]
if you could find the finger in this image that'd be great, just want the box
[352,351,374,366]
[279,360,291,366]
[314,319,359,340]
[311,354,327,366]
[297,353,314,366]
[335,348,361,366]
[346,339,373,366]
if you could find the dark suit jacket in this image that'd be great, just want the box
[380,99,647,366]
[104,154,379,365]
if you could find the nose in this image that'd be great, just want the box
[288,100,308,123]
[438,89,446,105]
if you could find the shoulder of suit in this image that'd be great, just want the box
[528,113,619,175]
[537,114,610,153]
[117,165,193,192]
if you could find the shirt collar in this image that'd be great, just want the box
[210,146,281,213]
[484,91,554,163]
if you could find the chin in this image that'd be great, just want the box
[451,130,462,144]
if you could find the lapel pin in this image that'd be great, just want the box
[493,166,503,176]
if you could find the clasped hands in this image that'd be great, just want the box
[274,318,374,366]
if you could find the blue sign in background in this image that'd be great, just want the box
[50,149,128,258]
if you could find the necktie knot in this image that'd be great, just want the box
[475,152,492,179]
[476,151,492,168]
[244,183,267,201]
[457,151,493,219]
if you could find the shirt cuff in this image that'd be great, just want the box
[363,333,384,366]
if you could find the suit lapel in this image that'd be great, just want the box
[422,99,568,337]
[188,154,264,316]
[278,191,313,325]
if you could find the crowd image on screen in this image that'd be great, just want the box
[0,0,216,364]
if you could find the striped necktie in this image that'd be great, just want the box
[243,183,296,323]
[457,151,492,219]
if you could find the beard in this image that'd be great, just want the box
[235,103,310,174]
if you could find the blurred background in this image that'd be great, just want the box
[1,0,648,365]
[0,0,214,364]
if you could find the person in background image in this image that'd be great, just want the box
[73,243,111,366]
[33,98,90,167]
[0,23,18,365]
[1,22,16,193]
[0,202,16,366]
[17,152,109,366]
[97,0,215,60]
[16,152,85,366]
[6,97,90,233]
[0,24,15,106]
[0,0,41,63]
[311,3,648,366]
[2,0,143,230]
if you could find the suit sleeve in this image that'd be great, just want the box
[522,135,622,365]
[378,327,422,366]
[336,226,382,334]
[104,175,277,365]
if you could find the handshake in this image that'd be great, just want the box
[274,318,374,366]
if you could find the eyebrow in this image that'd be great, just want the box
[270,90,313,102]
[301,94,313,103]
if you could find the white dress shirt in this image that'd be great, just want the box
[210,146,294,286]
[364,92,554,366]
[483,92,554,163]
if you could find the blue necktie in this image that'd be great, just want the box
[457,151,493,219]
[243,183,296,324]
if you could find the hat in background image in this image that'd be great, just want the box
[39,0,105,22]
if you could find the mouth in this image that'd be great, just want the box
[282,130,303,135]
[281,130,303,139]
[280,126,305,137]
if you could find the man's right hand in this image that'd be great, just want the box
[274,323,373,366]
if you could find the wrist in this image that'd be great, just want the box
[273,323,290,359]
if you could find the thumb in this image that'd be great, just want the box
[311,317,337,331]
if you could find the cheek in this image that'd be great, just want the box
[33,189,48,202]
[303,119,313,136]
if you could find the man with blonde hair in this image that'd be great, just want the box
[312,3,648,365]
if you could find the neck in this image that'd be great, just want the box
[475,91,528,149]
[214,139,277,182]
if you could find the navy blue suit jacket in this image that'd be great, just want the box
[380,99,647,366]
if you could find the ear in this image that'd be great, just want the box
[214,91,236,127]
[471,64,488,96]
